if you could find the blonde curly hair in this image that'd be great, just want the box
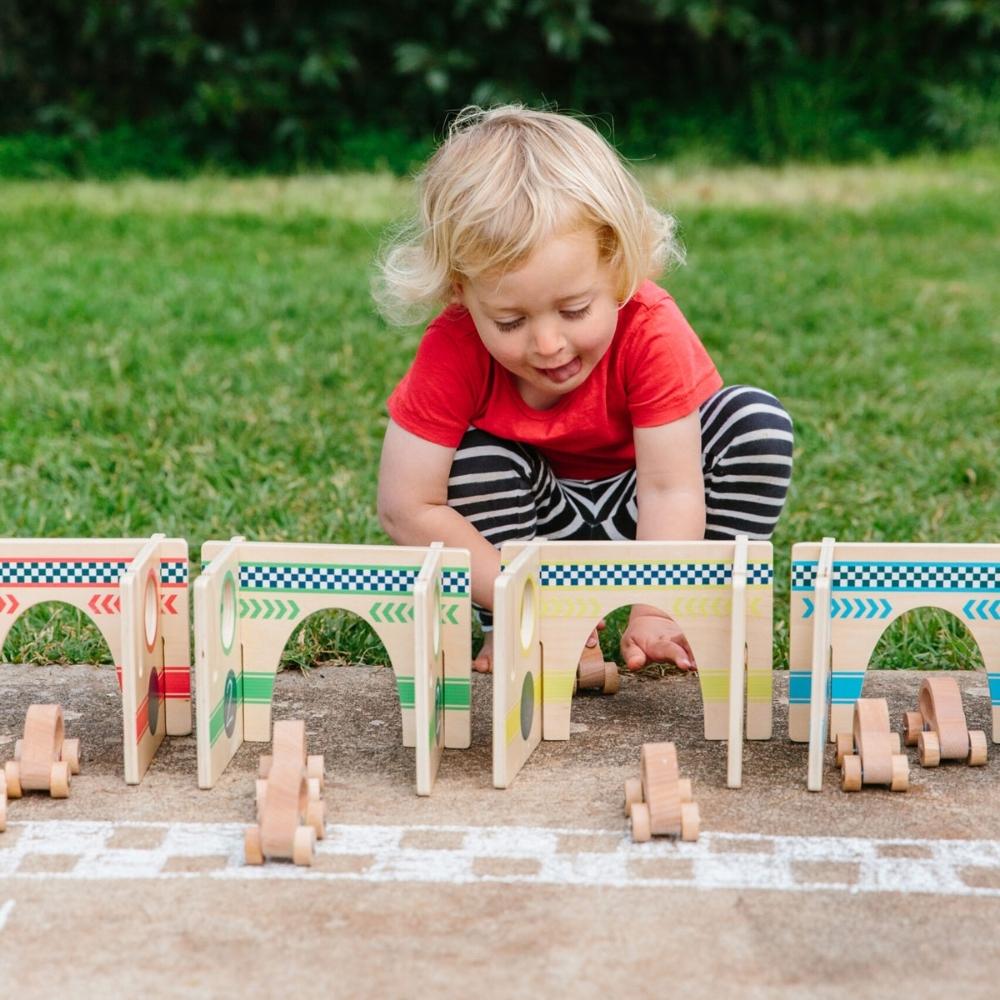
[373,105,684,325]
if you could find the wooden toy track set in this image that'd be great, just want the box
[4,704,81,800]
[835,698,908,792]
[492,536,768,790]
[194,538,471,796]
[0,535,190,784]
[904,675,988,768]
[790,539,1000,790]
[245,719,326,866]
[624,742,699,842]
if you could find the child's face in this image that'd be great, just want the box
[456,229,619,409]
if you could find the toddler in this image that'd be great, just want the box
[374,105,793,674]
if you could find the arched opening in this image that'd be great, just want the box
[868,607,985,672]
[271,609,408,774]
[1,601,122,776]
[2,601,114,667]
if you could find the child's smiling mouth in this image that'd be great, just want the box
[535,357,582,384]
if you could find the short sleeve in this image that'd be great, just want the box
[386,312,489,448]
[623,296,723,427]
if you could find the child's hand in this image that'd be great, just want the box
[620,606,697,672]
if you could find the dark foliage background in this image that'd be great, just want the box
[1,0,998,176]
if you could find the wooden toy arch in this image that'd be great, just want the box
[0,535,190,783]
[195,538,471,789]
[496,538,772,787]
[788,541,1000,790]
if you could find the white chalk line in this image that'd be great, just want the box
[2,820,1000,898]
[0,899,14,930]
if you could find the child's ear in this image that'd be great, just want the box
[450,280,466,305]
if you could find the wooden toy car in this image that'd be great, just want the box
[623,742,699,842]
[4,704,81,800]
[903,675,987,767]
[0,784,6,832]
[575,643,620,695]
[836,698,908,792]
[245,720,325,866]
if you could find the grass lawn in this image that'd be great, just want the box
[0,152,997,673]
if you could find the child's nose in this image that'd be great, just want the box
[532,320,563,357]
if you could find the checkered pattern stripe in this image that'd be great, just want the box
[240,563,418,594]
[793,561,1000,592]
[441,568,470,597]
[540,562,772,588]
[0,560,130,585]
[159,560,188,584]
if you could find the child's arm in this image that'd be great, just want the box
[377,420,500,612]
[621,410,705,671]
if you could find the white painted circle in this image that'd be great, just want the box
[432,577,442,658]
[220,572,237,654]
[143,571,159,653]
[519,577,537,654]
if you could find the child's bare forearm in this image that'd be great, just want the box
[380,501,500,611]
[631,486,705,621]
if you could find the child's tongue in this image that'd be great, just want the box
[537,357,581,384]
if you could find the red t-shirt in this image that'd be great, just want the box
[387,280,722,480]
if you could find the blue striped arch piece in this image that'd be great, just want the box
[239,563,470,597]
[540,562,772,588]
[788,670,866,705]
[793,561,1000,593]
[0,559,188,586]
[989,673,1000,707]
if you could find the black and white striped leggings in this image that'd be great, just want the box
[447,385,793,625]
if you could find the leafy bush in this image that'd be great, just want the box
[1,0,998,175]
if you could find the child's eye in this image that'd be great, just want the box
[494,317,524,332]
[561,305,592,320]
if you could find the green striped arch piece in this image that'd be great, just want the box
[396,675,471,711]
[208,671,276,746]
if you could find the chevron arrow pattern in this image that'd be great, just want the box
[669,595,731,618]
[370,601,414,624]
[964,599,1000,621]
[238,597,300,621]
[802,597,892,620]
[540,595,603,619]
[160,593,179,615]
[0,594,20,614]
[440,604,460,625]
[88,593,120,615]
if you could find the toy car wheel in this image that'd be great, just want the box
[602,662,620,695]
[835,733,853,767]
[307,754,325,788]
[631,802,651,843]
[903,711,924,747]
[61,738,81,775]
[258,755,272,779]
[50,760,70,799]
[918,730,941,768]
[292,824,316,866]
[967,730,988,766]
[5,760,22,799]
[890,754,909,792]
[680,802,699,842]
[244,826,264,865]
[677,778,693,803]
[623,777,643,817]
[890,731,902,754]
[841,754,862,792]
[306,799,325,839]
